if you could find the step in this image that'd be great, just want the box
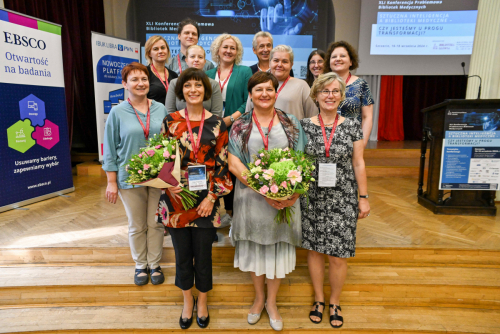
[0,265,499,309]
[2,247,499,267]
[366,166,420,178]
[0,305,498,333]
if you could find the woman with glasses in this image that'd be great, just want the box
[323,41,374,147]
[300,72,370,328]
[305,49,325,87]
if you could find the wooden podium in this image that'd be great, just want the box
[418,99,500,216]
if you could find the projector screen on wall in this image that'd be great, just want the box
[357,0,479,75]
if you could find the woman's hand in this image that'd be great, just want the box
[197,197,215,217]
[358,198,370,219]
[168,185,183,201]
[223,116,232,128]
[265,197,284,210]
[106,182,118,204]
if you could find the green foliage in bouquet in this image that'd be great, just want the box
[242,147,315,225]
[125,134,198,210]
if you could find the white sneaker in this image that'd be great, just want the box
[219,214,232,228]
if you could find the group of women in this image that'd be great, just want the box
[103,24,373,331]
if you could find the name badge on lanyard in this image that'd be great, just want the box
[188,165,207,191]
[318,163,337,187]
[318,113,339,187]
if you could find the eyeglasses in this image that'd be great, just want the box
[309,60,324,65]
[320,90,341,96]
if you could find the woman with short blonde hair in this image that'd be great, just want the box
[206,34,252,227]
[301,72,370,328]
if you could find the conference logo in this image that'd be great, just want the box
[7,94,60,153]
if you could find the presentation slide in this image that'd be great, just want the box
[127,0,335,79]
[357,0,479,75]
[370,1,478,55]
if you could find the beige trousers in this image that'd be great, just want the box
[118,187,163,269]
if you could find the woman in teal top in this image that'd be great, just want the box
[206,34,253,226]
[102,62,168,287]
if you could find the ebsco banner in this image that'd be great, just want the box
[0,9,74,212]
[91,32,140,161]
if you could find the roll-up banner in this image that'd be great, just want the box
[0,9,74,213]
[91,32,140,162]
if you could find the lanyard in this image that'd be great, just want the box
[252,109,277,151]
[217,66,233,92]
[151,64,169,94]
[184,108,206,161]
[345,72,352,85]
[275,76,290,100]
[177,54,183,74]
[318,113,339,158]
[128,98,150,139]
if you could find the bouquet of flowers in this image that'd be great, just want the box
[125,134,198,210]
[242,147,315,225]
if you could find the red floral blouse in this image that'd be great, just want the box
[157,111,233,228]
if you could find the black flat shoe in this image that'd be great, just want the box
[150,266,165,285]
[179,297,196,330]
[134,268,149,286]
[196,298,210,328]
[329,304,343,328]
[309,301,325,324]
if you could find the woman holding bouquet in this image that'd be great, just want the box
[228,71,307,331]
[102,62,168,286]
[157,68,232,329]
[300,72,370,328]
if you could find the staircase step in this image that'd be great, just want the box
[0,304,498,333]
[0,265,499,309]
[2,247,499,267]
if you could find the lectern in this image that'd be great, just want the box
[418,99,500,216]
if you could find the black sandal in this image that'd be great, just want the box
[134,268,149,286]
[329,304,343,328]
[309,301,325,324]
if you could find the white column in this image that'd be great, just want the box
[466,0,500,99]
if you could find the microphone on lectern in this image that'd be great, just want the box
[461,62,482,99]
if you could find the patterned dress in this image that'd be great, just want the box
[300,117,363,258]
[338,78,374,123]
[157,111,233,229]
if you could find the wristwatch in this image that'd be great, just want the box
[207,195,216,203]
[359,195,369,199]
[230,115,235,123]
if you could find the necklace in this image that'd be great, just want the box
[318,114,337,126]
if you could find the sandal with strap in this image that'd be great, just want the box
[134,268,149,286]
[309,301,325,324]
[329,304,343,328]
[150,266,165,285]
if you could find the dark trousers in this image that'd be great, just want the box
[223,172,237,212]
[168,227,216,293]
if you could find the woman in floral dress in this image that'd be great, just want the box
[157,68,232,330]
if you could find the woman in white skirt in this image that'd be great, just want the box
[228,71,307,331]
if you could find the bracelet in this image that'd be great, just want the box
[230,115,235,123]
[206,194,216,203]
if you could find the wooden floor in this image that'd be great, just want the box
[1,176,499,250]
[1,173,500,333]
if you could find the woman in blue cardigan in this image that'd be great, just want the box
[206,34,252,227]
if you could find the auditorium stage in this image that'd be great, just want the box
[1,159,499,332]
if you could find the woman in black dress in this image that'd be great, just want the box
[145,35,178,104]
[300,72,370,328]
